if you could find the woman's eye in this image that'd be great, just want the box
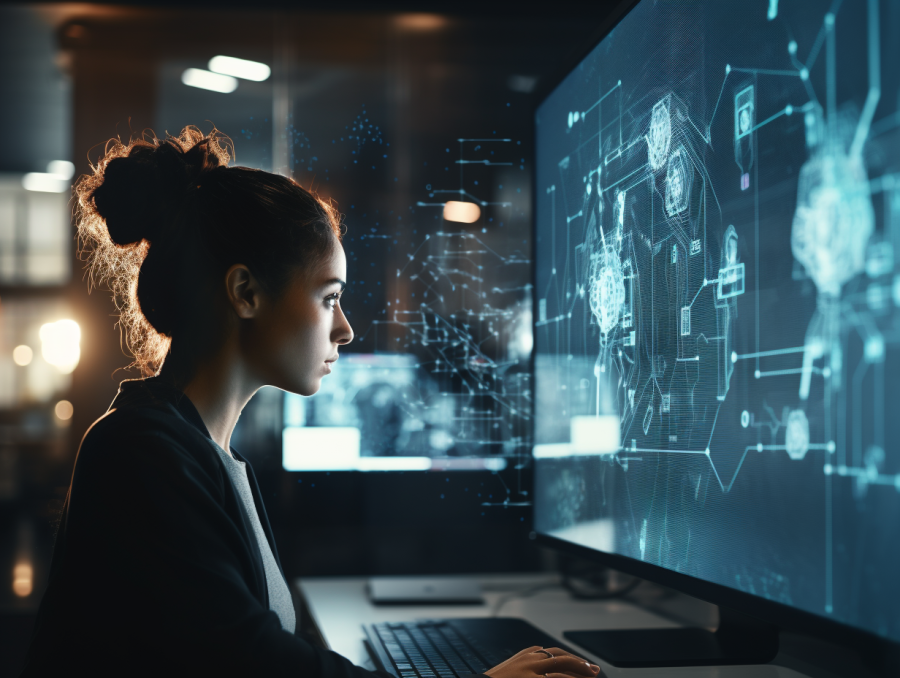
[325,294,339,309]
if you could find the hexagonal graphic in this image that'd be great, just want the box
[665,146,692,216]
[588,244,626,335]
[647,96,671,171]
[785,409,810,460]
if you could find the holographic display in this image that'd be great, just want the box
[534,0,900,642]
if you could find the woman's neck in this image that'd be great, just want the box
[160,344,259,455]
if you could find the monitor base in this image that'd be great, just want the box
[563,606,779,668]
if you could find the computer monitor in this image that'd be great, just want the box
[533,0,899,667]
[281,353,511,472]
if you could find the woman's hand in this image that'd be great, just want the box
[484,646,603,678]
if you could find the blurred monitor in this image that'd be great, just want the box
[282,353,511,472]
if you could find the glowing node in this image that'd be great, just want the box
[731,351,738,364]
[827,440,836,453]
[757,443,764,452]
[800,68,809,81]
[785,409,810,460]
[785,104,793,116]
[791,149,875,296]
[824,12,834,27]
[822,366,832,378]
[588,245,626,335]
[824,464,833,475]
[647,96,671,171]
[740,410,750,428]
[726,64,731,74]
[664,146,691,216]
[754,369,761,379]
[705,448,710,456]
[788,40,797,55]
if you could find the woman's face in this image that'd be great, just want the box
[250,236,354,396]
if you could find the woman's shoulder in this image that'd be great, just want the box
[74,399,221,480]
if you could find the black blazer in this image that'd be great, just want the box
[21,376,486,677]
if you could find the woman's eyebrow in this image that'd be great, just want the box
[321,278,346,291]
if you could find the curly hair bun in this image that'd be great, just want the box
[91,136,221,246]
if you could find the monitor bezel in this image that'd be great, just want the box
[529,0,899,659]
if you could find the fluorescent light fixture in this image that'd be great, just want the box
[571,415,620,454]
[181,68,238,93]
[208,55,270,82]
[47,160,75,180]
[283,426,361,470]
[357,457,432,471]
[533,415,621,459]
[443,201,481,223]
[22,173,69,193]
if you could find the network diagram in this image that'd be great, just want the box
[536,0,900,599]
[353,137,535,477]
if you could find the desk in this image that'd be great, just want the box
[295,574,824,678]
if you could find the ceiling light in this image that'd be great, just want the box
[181,68,238,93]
[443,201,481,223]
[208,55,270,82]
[22,173,69,193]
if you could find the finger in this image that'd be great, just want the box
[543,648,593,664]
[546,672,605,678]
[535,656,601,677]
[487,646,543,672]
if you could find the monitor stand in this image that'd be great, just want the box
[563,605,779,668]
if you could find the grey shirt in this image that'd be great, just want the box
[212,443,296,634]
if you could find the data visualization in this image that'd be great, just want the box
[534,0,900,641]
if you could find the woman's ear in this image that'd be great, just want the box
[224,264,264,319]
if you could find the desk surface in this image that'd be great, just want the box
[295,574,819,678]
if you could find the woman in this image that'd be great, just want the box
[20,127,602,678]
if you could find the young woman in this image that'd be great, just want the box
[20,127,603,678]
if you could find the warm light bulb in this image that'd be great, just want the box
[39,319,81,374]
[13,563,32,597]
[12,345,33,366]
[55,400,74,420]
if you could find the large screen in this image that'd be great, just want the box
[534,0,900,642]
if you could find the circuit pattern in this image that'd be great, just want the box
[534,0,900,641]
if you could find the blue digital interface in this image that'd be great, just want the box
[534,0,900,641]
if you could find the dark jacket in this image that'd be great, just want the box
[20,376,483,677]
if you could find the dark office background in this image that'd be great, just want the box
[0,2,625,675]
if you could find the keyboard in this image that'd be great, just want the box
[364,618,577,678]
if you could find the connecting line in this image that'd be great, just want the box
[566,210,583,224]
[458,138,512,142]
[734,346,805,360]
[584,80,621,116]
[850,0,880,157]
[730,67,802,77]
[601,163,649,194]
[805,0,842,71]
[456,160,513,166]
[758,367,822,378]
[826,464,900,488]
[689,279,718,309]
